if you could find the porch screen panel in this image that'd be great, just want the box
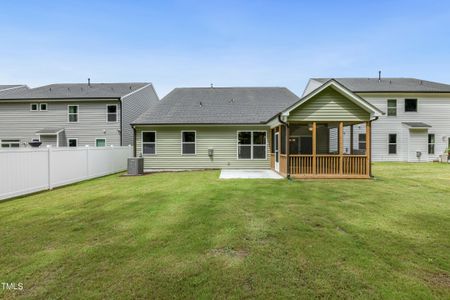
[289,125,311,154]
[281,126,286,154]
[271,129,276,153]
[316,124,337,154]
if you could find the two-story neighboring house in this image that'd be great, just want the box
[303,78,450,162]
[0,82,159,148]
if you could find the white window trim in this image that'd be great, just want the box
[428,133,435,155]
[141,131,157,156]
[39,103,48,111]
[95,138,106,147]
[236,130,268,160]
[68,105,79,123]
[387,99,397,117]
[1,139,21,148]
[106,104,118,123]
[388,133,397,155]
[30,103,38,111]
[181,130,196,156]
[404,98,418,113]
[68,138,78,147]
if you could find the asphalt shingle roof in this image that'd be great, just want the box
[312,78,450,93]
[133,87,300,124]
[0,85,25,91]
[0,83,150,100]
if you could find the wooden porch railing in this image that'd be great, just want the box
[342,155,367,175]
[289,155,368,177]
[280,154,287,175]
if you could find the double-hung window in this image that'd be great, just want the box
[387,99,397,116]
[388,134,397,154]
[428,134,435,154]
[1,139,20,148]
[181,131,196,155]
[238,131,267,159]
[142,131,156,155]
[107,105,118,122]
[68,105,79,122]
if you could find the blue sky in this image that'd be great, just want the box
[1,0,450,97]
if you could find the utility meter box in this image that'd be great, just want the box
[208,148,214,157]
[127,157,144,175]
[416,151,422,159]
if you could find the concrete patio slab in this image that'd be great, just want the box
[219,169,284,179]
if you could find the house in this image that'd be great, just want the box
[0,82,159,148]
[304,77,450,162]
[132,82,383,179]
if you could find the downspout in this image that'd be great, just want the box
[369,116,379,178]
[278,114,290,179]
[119,98,123,146]
[133,125,137,157]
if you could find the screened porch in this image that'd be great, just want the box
[270,121,372,179]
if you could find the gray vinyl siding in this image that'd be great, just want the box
[0,100,121,147]
[121,84,159,147]
[350,93,450,162]
[136,125,270,169]
[288,87,370,122]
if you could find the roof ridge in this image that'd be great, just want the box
[173,86,288,89]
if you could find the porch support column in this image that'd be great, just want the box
[339,122,344,175]
[350,124,354,155]
[286,124,290,176]
[312,122,317,175]
[278,125,281,174]
[366,121,371,177]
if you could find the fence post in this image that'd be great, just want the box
[85,145,90,179]
[47,146,52,190]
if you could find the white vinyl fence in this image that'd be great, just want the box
[0,146,133,201]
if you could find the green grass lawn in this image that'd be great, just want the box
[1,163,450,299]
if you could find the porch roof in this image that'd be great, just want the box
[402,122,431,129]
[36,128,65,135]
